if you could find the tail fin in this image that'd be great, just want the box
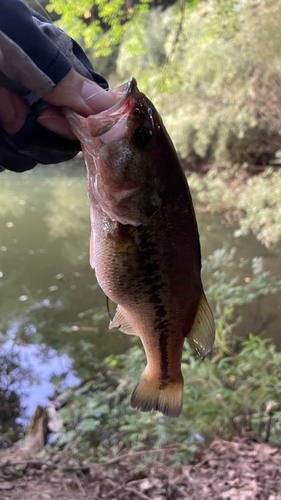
[131,369,183,418]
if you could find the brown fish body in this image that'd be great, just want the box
[65,79,215,417]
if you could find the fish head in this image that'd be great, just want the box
[64,78,178,226]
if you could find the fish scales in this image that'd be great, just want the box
[94,200,199,380]
[64,78,215,417]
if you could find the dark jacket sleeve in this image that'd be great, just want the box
[0,0,108,173]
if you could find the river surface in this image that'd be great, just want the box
[0,163,280,435]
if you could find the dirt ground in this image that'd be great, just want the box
[0,435,280,500]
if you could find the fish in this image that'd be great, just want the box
[64,78,215,418]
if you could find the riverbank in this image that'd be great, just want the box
[0,434,280,500]
[0,162,281,500]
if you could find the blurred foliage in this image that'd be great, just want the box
[28,0,281,169]
[43,0,281,244]
[117,0,281,167]
[46,0,151,57]
[189,166,281,246]
[50,249,281,462]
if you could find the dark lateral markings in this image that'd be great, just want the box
[138,233,170,383]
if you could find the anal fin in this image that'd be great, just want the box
[109,305,138,336]
[186,291,215,358]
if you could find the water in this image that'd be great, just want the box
[0,163,280,434]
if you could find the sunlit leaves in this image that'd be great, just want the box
[117,0,281,170]
[47,0,151,57]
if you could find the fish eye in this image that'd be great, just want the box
[133,126,152,149]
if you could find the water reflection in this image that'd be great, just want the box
[0,325,79,424]
[0,163,280,428]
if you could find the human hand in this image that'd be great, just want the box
[0,68,116,139]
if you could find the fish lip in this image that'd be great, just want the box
[127,77,137,96]
[114,77,137,107]
[62,78,138,142]
[94,77,137,118]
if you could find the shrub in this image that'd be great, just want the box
[117,0,281,166]
[52,249,281,461]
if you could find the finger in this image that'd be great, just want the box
[43,68,116,116]
[0,88,30,134]
[37,107,77,140]
[78,79,117,114]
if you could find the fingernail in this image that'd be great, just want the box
[81,81,116,113]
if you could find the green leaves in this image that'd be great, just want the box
[47,0,151,57]
[116,0,281,173]
[47,244,281,460]
[189,167,281,246]
[78,419,100,432]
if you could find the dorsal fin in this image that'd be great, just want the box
[186,291,215,359]
[109,305,138,336]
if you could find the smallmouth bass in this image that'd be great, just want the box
[65,79,215,417]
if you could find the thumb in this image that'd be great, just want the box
[43,68,116,116]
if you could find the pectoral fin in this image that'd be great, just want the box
[186,291,215,358]
[90,229,95,269]
[109,305,138,336]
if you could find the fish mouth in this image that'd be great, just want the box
[105,77,137,115]
[63,78,138,142]
[89,77,138,135]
